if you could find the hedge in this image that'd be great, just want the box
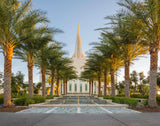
[53,95,59,97]
[46,95,54,99]
[116,94,148,99]
[14,95,45,106]
[30,95,45,103]
[104,96,138,107]
[14,97,27,106]
[98,94,104,97]
[116,94,125,97]
[130,94,148,99]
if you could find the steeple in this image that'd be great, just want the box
[72,24,85,58]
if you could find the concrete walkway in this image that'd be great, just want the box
[0,113,160,126]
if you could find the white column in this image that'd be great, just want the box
[87,82,89,93]
[67,81,69,93]
[72,80,74,93]
[77,79,80,93]
[96,82,98,95]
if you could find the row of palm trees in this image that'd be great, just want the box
[0,0,77,106]
[81,0,160,108]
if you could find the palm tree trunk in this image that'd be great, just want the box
[61,83,62,95]
[89,80,91,95]
[66,81,68,95]
[111,68,115,96]
[56,75,59,96]
[125,60,130,97]
[98,75,101,95]
[149,42,159,108]
[104,71,107,97]
[63,80,65,95]
[106,77,109,96]
[50,70,54,96]
[41,67,46,97]
[3,46,13,106]
[28,62,33,98]
[91,80,93,95]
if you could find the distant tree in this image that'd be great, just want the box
[139,72,145,85]
[34,82,42,94]
[130,71,138,91]
[11,72,24,97]
[118,81,125,94]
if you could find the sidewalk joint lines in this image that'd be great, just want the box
[45,107,57,113]
[77,107,81,113]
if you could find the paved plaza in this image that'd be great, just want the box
[18,107,139,114]
[0,112,160,126]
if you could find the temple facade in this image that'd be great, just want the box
[40,25,115,95]
[67,25,89,94]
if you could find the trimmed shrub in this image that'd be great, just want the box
[25,98,35,105]
[14,97,27,106]
[116,94,125,97]
[143,99,148,106]
[0,94,3,104]
[104,96,138,107]
[104,95,114,99]
[54,95,59,97]
[113,97,138,107]
[14,95,45,106]
[98,94,104,97]
[30,95,45,103]
[46,95,54,99]
[130,94,148,99]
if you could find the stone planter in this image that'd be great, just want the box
[99,97,104,100]
[106,99,112,104]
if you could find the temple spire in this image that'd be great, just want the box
[72,24,85,58]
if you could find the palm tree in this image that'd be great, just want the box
[36,34,63,97]
[15,27,53,97]
[55,58,72,95]
[102,58,110,96]
[119,0,160,107]
[97,33,124,96]
[86,53,103,95]
[113,14,148,97]
[99,12,148,97]
[60,66,77,95]
[0,0,47,106]
[36,45,52,97]
[89,44,111,96]
[81,68,96,95]
[47,44,64,96]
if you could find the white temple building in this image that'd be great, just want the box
[40,25,117,95]
[67,25,89,94]
[67,25,117,95]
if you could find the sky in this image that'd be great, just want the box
[0,0,160,83]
